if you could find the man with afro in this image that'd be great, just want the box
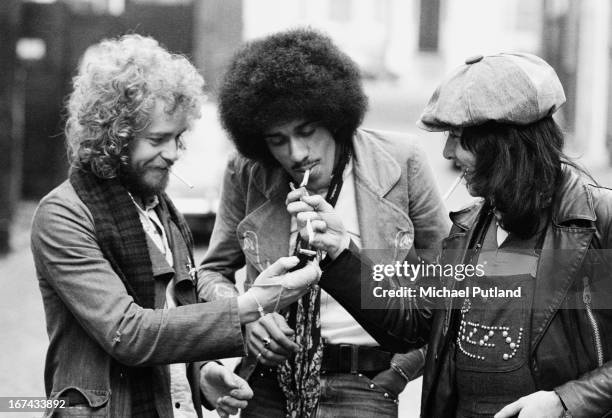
[199,28,449,417]
[30,34,320,417]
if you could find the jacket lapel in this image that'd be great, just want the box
[236,164,291,274]
[352,130,412,263]
[168,221,199,306]
[530,170,596,353]
[156,204,198,306]
[237,199,291,273]
[440,202,483,332]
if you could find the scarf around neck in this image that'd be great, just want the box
[70,167,195,417]
[69,167,194,309]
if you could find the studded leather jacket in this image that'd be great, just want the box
[320,166,612,418]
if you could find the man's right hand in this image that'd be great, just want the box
[245,312,299,366]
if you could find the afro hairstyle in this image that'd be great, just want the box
[218,27,368,165]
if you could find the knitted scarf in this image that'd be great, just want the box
[70,167,194,418]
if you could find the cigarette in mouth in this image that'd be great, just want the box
[443,171,466,201]
[170,169,194,189]
[298,248,317,257]
[300,169,310,188]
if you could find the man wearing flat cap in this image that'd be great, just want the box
[290,52,612,417]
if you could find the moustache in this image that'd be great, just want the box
[145,162,173,170]
[291,160,319,171]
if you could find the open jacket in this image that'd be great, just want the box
[320,166,612,417]
[199,128,449,385]
[31,181,246,417]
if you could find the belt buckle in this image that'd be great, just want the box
[338,344,359,374]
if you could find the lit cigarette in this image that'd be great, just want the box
[300,169,310,188]
[443,171,465,201]
[170,169,194,189]
[306,218,315,247]
[298,248,317,257]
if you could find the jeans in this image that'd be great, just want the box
[242,371,398,418]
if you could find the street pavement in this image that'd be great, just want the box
[0,201,46,418]
[3,70,612,417]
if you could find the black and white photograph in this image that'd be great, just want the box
[1,0,612,417]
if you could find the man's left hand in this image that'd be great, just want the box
[200,362,253,417]
[494,391,565,418]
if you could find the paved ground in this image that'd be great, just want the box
[3,68,612,417]
[0,201,46,418]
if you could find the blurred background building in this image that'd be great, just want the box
[1,1,611,416]
[1,0,611,252]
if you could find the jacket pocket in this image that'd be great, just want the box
[47,386,110,418]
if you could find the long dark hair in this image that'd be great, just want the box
[461,117,585,238]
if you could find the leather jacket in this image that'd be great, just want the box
[321,166,612,417]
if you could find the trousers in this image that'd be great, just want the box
[241,370,398,418]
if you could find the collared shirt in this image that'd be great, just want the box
[131,194,174,266]
[131,194,197,418]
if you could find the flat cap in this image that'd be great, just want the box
[417,52,566,131]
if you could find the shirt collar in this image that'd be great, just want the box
[128,193,160,213]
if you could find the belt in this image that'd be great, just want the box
[321,344,392,374]
[253,344,393,379]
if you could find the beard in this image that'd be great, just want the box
[119,163,170,197]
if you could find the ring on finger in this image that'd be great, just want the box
[256,351,263,361]
[262,337,271,349]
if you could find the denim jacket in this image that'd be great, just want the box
[31,181,246,417]
[198,128,450,389]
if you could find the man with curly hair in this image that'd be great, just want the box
[198,28,449,417]
[30,34,320,417]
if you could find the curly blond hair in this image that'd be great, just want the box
[65,34,205,178]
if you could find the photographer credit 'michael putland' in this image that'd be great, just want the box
[370,260,524,299]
